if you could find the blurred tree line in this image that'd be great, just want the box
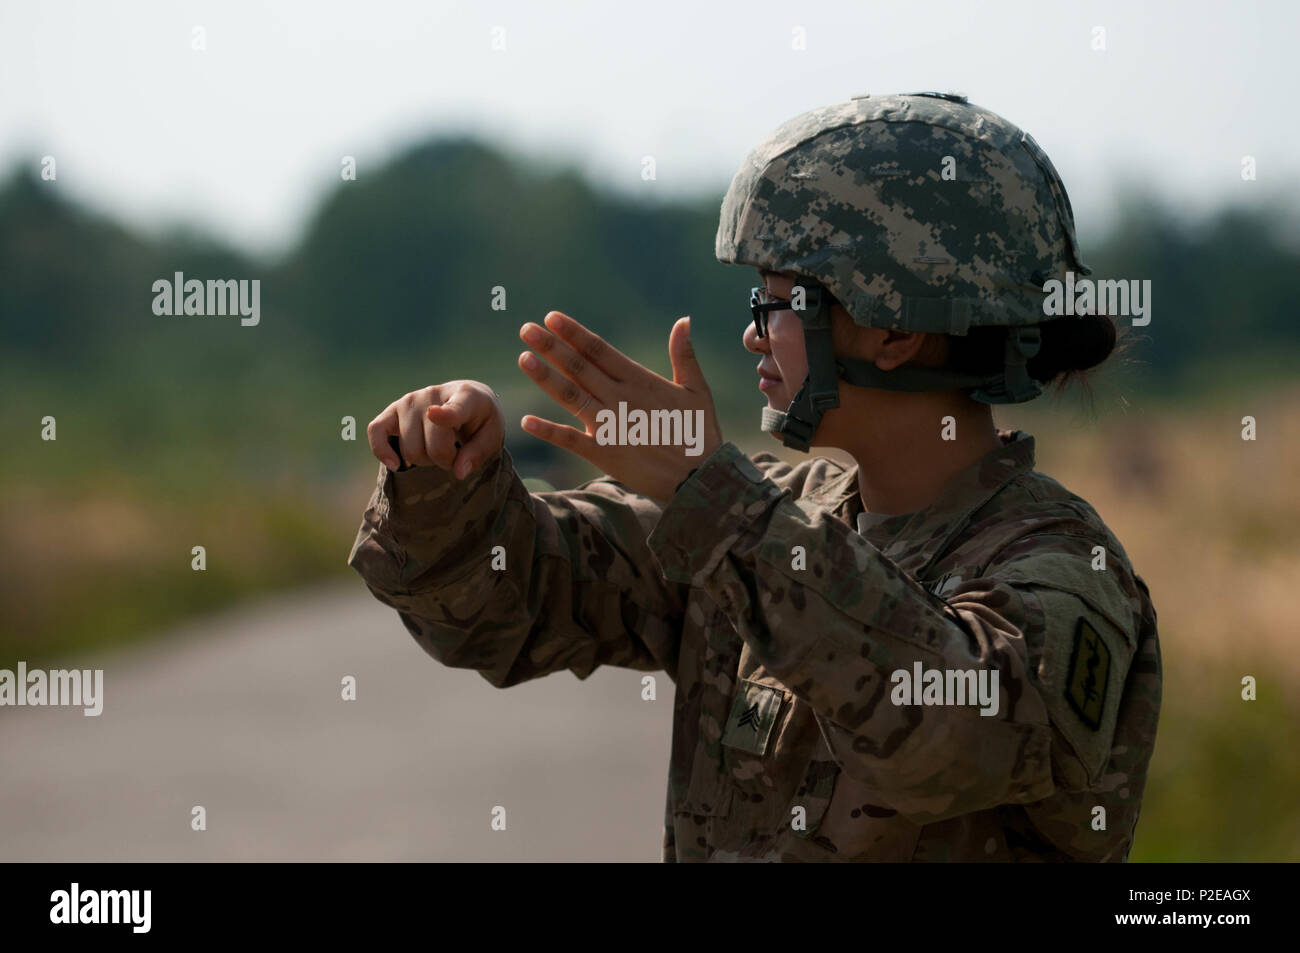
[1,135,1297,487]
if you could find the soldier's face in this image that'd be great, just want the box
[744,271,872,420]
[744,272,807,412]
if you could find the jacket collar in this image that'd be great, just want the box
[835,430,1037,578]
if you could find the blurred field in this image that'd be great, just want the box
[1,376,1297,861]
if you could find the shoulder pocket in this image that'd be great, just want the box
[1035,592,1136,787]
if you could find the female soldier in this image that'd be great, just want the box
[348,93,1161,862]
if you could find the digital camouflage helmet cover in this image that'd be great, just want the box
[716,92,1092,452]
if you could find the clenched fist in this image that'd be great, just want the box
[366,380,504,479]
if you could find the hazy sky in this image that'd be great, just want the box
[1,0,1293,257]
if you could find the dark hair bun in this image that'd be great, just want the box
[1027,313,1117,384]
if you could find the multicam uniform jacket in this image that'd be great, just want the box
[347,429,1161,861]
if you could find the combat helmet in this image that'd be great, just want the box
[716,92,1092,452]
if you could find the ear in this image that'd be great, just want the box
[831,308,886,360]
[873,330,930,371]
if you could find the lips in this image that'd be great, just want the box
[757,365,783,394]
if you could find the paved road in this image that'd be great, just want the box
[0,583,674,861]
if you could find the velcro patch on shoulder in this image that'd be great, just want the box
[1065,616,1111,730]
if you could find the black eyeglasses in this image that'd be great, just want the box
[751,280,826,337]
[749,287,790,339]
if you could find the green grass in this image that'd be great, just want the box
[1133,673,1300,861]
[0,482,358,667]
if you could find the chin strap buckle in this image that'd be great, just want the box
[761,403,818,451]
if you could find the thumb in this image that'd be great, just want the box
[426,395,472,429]
[668,316,708,392]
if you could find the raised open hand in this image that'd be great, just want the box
[516,311,722,502]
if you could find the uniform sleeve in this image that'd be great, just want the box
[347,446,687,688]
[647,442,1137,825]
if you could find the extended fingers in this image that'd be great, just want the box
[542,311,643,383]
[518,350,599,419]
[519,320,611,399]
[520,414,592,456]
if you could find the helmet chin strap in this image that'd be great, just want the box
[761,283,1045,453]
[760,283,840,453]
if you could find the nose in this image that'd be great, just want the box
[743,317,769,355]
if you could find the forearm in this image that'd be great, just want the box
[348,447,686,686]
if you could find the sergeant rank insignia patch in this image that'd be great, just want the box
[1065,617,1111,730]
[721,678,787,756]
